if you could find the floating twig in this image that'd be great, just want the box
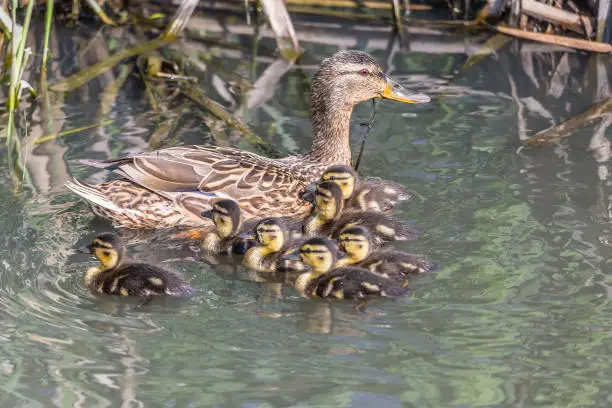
[33,119,115,145]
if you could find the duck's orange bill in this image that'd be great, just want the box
[380,76,430,104]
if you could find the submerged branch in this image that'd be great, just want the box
[180,85,255,137]
[526,98,612,146]
[49,37,174,92]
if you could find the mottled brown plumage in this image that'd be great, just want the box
[66,50,429,229]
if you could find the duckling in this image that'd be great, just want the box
[290,237,410,311]
[309,164,412,212]
[243,217,307,274]
[336,226,437,282]
[79,233,194,297]
[304,181,418,246]
[200,199,257,255]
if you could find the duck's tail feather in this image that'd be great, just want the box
[76,157,133,170]
[65,177,121,212]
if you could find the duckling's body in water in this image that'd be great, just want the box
[243,217,307,274]
[81,233,194,297]
[200,199,257,255]
[304,181,418,246]
[291,237,410,310]
[312,164,412,212]
[336,226,438,282]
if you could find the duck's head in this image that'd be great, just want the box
[337,226,373,263]
[201,199,242,238]
[311,50,430,110]
[320,164,359,199]
[313,181,344,220]
[296,237,337,274]
[253,218,289,252]
[79,233,126,270]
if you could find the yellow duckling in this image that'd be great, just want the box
[289,237,410,311]
[304,181,418,246]
[336,226,437,282]
[79,233,194,297]
[243,217,307,274]
[307,164,412,212]
[200,199,256,255]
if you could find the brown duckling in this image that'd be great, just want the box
[307,164,412,212]
[336,226,437,282]
[289,237,410,311]
[200,199,257,255]
[243,217,307,274]
[79,233,194,297]
[303,181,418,246]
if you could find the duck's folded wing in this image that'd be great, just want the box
[81,145,304,198]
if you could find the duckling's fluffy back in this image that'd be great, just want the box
[305,266,411,300]
[94,263,195,297]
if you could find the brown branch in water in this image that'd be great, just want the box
[180,85,255,137]
[49,37,174,93]
[491,25,612,53]
[520,0,589,35]
[526,98,612,146]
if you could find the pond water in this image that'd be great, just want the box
[1,11,612,407]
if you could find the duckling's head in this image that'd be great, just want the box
[338,226,372,263]
[82,233,126,270]
[313,181,344,220]
[298,237,336,274]
[201,199,242,238]
[321,164,359,199]
[254,218,289,252]
[310,50,430,111]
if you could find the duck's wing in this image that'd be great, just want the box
[81,145,304,196]
[79,145,312,219]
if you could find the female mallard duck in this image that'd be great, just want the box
[199,198,257,255]
[290,237,410,311]
[336,226,437,282]
[304,181,418,246]
[243,217,307,273]
[79,233,194,297]
[65,50,430,229]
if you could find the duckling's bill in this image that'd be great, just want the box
[380,75,430,104]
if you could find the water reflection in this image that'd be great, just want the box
[0,9,612,407]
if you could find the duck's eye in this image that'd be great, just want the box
[360,68,369,76]
[328,176,336,181]
[102,251,111,257]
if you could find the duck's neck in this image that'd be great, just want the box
[309,104,353,165]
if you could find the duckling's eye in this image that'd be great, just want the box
[102,251,111,257]
[302,248,312,254]
[360,68,369,76]
[328,176,336,181]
